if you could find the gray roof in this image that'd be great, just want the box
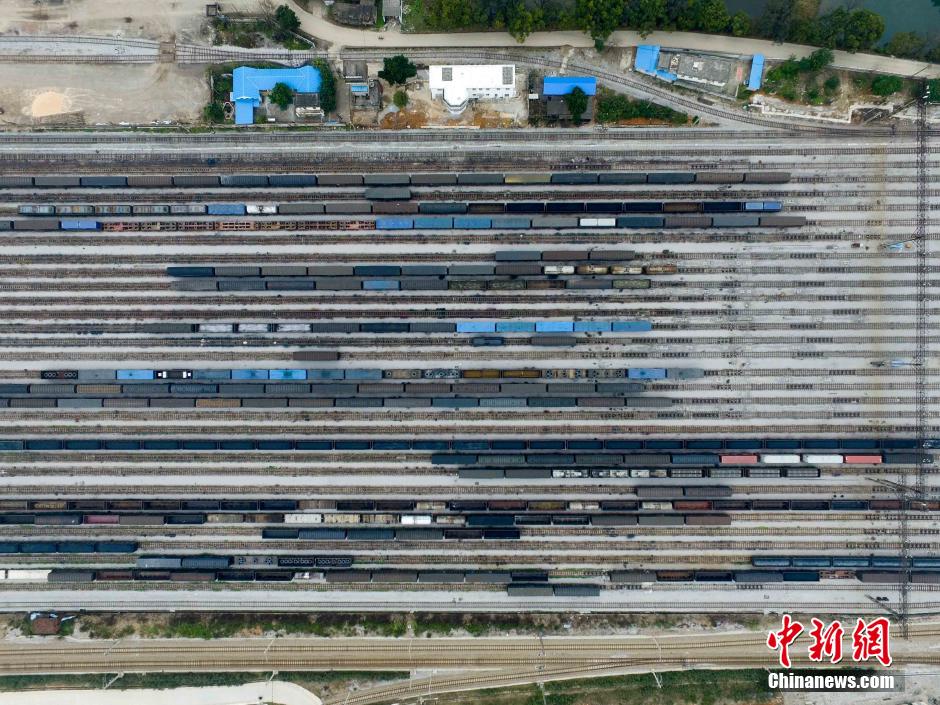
[295,92,321,108]
[331,1,376,26]
[343,60,368,80]
[545,95,594,120]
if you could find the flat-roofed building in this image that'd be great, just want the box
[429,64,515,114]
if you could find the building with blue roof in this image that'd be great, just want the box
[540,76,597,121]
[231,66,322,125]
[748,54,765,91]
[542,76,597,97]
[634,45,677,82]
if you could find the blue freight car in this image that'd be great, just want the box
[471,336,505,346]
[269,369,307,381]
[495,321,535,332]
[345,369,383,380]
[573,321,612,332]
[60,219,102,231]
[456,321,497,333]
[207,204,247,216]
[612,321,653,332]
[628,368,667,380]
[362,280,400,290]
[375,217,413,230]
[308,369,345,380]
[535,321,575,333]
[454,217,492,229]
[231,369,270,380]
[117,370,155,381]
[413,216,454,228]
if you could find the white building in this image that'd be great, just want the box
[429,64,516,114]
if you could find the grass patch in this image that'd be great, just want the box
[432,669,777,705]
[595,88,689,125]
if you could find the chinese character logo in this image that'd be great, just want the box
[767,616,892,668]
[852,617,892,667]
[767,614,804,667]
[808,618,844,664]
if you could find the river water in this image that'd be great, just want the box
[723,0,940,43]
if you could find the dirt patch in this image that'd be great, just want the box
[0,0,260,42]
[380,106,429,128]
[0,63,206,125]
[28,91,71,117]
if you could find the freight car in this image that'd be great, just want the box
[0,541,137,554]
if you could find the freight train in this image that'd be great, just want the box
[0,437,927,455]
[3,213,805,232]
[19,200,784,219]
[38,566,940,589]
[0,170,791,189]
[165,263,670,279]
[33,366,692,382]
[1,495,930,520]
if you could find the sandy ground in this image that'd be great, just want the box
[0,682,322,705]
[784,666,940,705]
[0,0,261,42]
[0,63,206,125]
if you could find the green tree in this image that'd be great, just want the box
[378,55,418,85]
[506,0,544,42]
[870,74,903,96]
[577,0,623,45]
[673,0,701,30]
[757,0,793,42]
[564,86,589,122]
[801,47,833,72]
[845,9,885,51]
[393,89,409,109]
[313,59,336,113]
[824,75,840,94]
[203,103,225,123]
[274,5,300,33]
[624,0,665,37]
[730,11,750,36]
[883,31,927,59]
[269,81,293,109]
[696,0,729,33]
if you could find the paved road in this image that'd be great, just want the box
[294,0,940,78]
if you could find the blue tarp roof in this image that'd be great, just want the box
[634,45,660,74]
[748,54,765,91]
[231,66,322,125]
[633,45,677,83]
[543,76,597,97]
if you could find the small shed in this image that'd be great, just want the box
[343,60,368,82]
[383,0,402,21]
[331,0,376,26]
[295,93,324,121]
[748,54,765,91]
